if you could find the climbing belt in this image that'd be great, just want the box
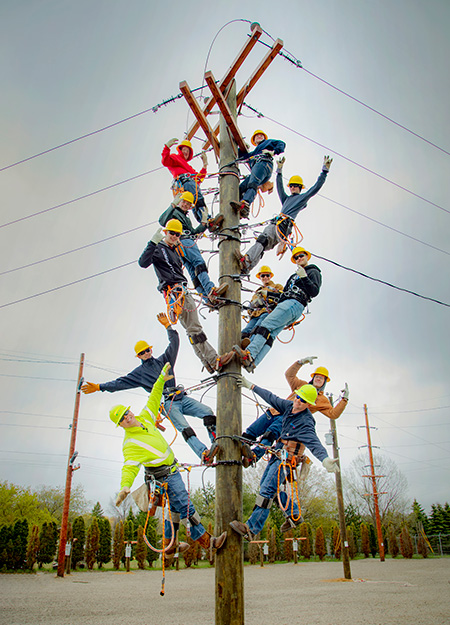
[275,214,304,250]
[163,284,185,324]
[276,457,302,522]
[143,480,174,596]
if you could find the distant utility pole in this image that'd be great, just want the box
[362,403,385,562]
[57,353,84,578]
[328,395,351,579]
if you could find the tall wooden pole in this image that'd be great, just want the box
[363,403,385,561]
[215,79,244,625]
[328,396,351,579]
[57,353,84,577]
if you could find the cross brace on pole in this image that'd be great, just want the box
[179,81,221,159]
[204,71,247,152]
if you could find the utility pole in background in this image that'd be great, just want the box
[362,403,385,562]
[57,352,84,578]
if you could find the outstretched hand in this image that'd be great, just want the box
[162,363,174,382]
[323,155,333,171]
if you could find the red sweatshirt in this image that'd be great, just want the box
[161,145,206,181]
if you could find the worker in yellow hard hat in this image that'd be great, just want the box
[236,154,333,274]
[241,266,283,344]
[139,219,234,375]
[230,131,285,219]
[158,191,226,306]
[230,374,339,542]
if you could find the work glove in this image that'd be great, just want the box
[201,151,208,167]
[200,206,209,224]
[322,155,333,171]
[298,356,317,366]
[115,487,130,507]
[262,149,274,157]
[296,266,307,278]
[322,457,340,474]
[236,375,253,390]
[165,138,178,148]
[276,156,285,171]
[162,362,174,383]
[81,382,100,394]
[151,227,164,245]
[157,312,171,329]
[342,383,350,401]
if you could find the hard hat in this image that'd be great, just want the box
[312,366,330,382]
[110,404,131,427]
[179,191,194,204]
[288,175,304,188]
[134,340,152,357]
[291,246,311,263]
[294,384,317,406]
[251,130,268,146]
[256,266,274,279]
[177,140,193,159]
[164,218,183,234]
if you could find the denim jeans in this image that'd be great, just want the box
[244,409,283,460]
[179,237,214,298]
[173,177,206,223]
[240,159,273,205]
[164,395,215,459]
[241,313,268,338]
[162,470,205,541]
[246,454,300,535]
[248,299,304,366]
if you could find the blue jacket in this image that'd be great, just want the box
[238,139,286,166]
[252,385,328,462]
[276,170,328,220]
[99,327,180,395]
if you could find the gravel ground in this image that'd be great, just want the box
[1,558,449,625]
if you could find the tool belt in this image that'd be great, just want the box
[144,462,177,482]
[163,385,186,401]
[280,439,306,467]
[280,284,310,307]
[272,213,294,238]
[250,153,273,165]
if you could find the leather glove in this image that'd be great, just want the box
[342,383,349,400]
[296,266,307,278]
[165,138,178,148]
[115,487,130,506]
[81,382,100,394]
[236,375,253,390]
[200,206,209,224]
[201,151,208,167]
[276,156,285,171]
[262,149,274,156]
[162,363,174,382]
[323,155,333,171]
[322,457,340,473]
[151,227,164,245]
[157,312,171,329]
[298,356,317,366]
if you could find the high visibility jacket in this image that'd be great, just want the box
[120,372,175,489]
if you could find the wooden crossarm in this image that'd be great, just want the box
[204,71,247,152]
[179,81,220,159]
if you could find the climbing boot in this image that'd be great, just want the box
[196,531,227,560]
[215,350,235,371]
[207,214,224,232]
[201,441,219,466]
[230,200,250,219]
[241,337,251,349]
[234,250,249,274]
[232,344,255,373]
[163,538,190,566]
[229,520,255,541]
[241,441,256,468]
[208,283,228,306]
[280,516,304,534]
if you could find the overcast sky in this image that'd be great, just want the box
[1,0,449,517]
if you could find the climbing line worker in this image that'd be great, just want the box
[236,154,332,274]
[241,265,283,344]
[159,192,225,305]
[230,130,285,218]
[81,313,218,460]
[112,363,227,562]
[230,376,339,541]
[229,246,321,372]
[138,219,234,374]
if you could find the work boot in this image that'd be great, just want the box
[196,531,227,560]
[232,344,255,373]
[215,351,235,371]
[201,441,219,466]
[163,538,190,566]
[229,520,255,541]
[234,250,249,274]
[230,200,250,219]
[207,214,224,232]
[241,441,256,468]
[241,337,250,349]
[280,516,304,534]
[208,283,228,306]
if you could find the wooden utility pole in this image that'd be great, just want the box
[363,403,385,561]
[57,353,84,577]
[215,79,244,625]
[328,396,351,579]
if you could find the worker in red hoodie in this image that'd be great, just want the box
[162,138,222,231]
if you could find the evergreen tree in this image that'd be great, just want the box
[411,499,429,533]
[26,524,40,570]
[360,523,370,558]
[135,526,147,569]
[429,503,447,534]
[0,525,13,569]
[299,522,311,559]
[315,526,326,561]
[37,521,57,568]
[122,519,135,564]
[368,524,377,557]
[13,519,29,569]
[388,525,399,558]
[307,522,314,556]
[71,516,85,569]
[145,517,159,568]
[400,525,413,558]
[91,502,104,519]
[85,518,100,570]
[97,518,112,567]
[113,521,124,570]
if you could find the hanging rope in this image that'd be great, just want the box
[276,313,306,344]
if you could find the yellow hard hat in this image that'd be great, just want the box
[179,191,194,204]
[134,340,152,357]
[109,404,130,427]
[288,175,304,188]
[256,266,274,279]
[291,246,311,263]
[177,140,193,159]
[312,366,330,382]
[164,218,183,234]
[251,130,268,146]
[294,384,317,406]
